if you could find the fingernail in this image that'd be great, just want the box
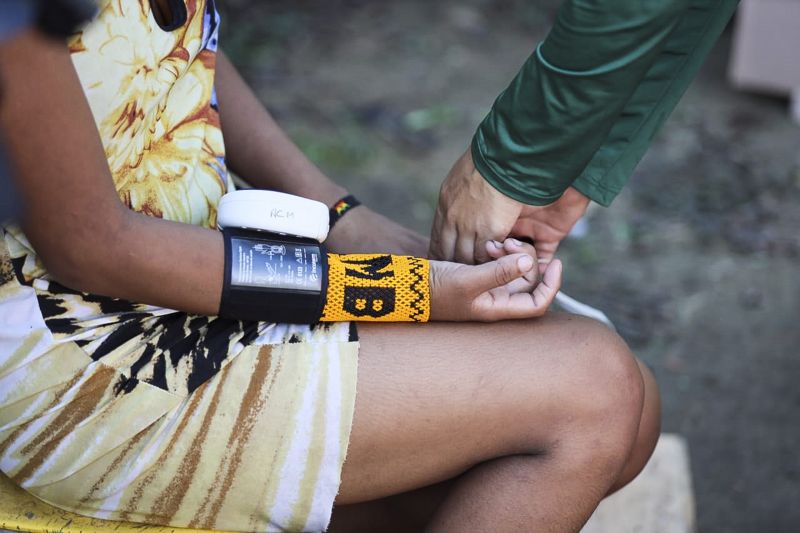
[491,240,502,248]
[511,238,523,246]
[518,255,534,272]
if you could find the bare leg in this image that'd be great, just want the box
[330,367,658,532]
[329,360,658,532]
[329,314,659,532]
[609,360,660,493]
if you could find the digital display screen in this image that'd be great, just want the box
[230,236,322,292]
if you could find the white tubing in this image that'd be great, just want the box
[554,291,616,331]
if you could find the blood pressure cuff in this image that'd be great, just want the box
[220,228,430,324]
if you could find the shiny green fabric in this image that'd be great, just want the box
[472,0,739,206]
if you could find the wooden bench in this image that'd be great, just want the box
[583,434,696,533]
[0,472,224,533]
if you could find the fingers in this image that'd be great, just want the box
[500,238,539,285]
[537,259,551,276]
[429,254,562,322]
[472,235,491,265]
[432,224,490,265]
[430,149,523,264]
[482,258,562,321]
[466,253,535,296]
[531,243,558,275]
[455,233,502,265]
[485,239,539,286]
[454,236,474,265]
[531,259,562,310]
[485,240,504,260]
[429,150,472,262]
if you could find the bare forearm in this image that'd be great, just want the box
[71,213,224,316]
[2,30,224,316]
[214,52,434,257]
[2,32,422,320]
[215,51,346,205]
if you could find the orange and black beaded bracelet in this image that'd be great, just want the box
[320,253,430,322]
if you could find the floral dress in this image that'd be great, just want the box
[0,2,358,531]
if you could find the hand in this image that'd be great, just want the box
[429,238,562,322]
[326,205,429,256]
[430,149,524,264]
[509,186,590,273]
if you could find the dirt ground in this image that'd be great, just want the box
[221,2,800,531]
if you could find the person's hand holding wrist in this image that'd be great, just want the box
[510,186,589,273]
[430,149,524,264]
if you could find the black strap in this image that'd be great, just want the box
[219,228,328,324]
[329,194,362,229]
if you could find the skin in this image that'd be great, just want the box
[0,32,556,321]
[511,187,592,273]
[430,149,524,265]
[0,26,659,532]
[214,53,429,257]
[430,149,591,268]
[330,316,660,532]
[329,245,660,532]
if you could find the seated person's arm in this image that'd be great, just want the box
[1,29,225,316]
[214,51,428,256]
[0,33,562,323]
[214,51,346,208]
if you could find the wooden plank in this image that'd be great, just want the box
[0,472,226,533]
[583,433,696,533]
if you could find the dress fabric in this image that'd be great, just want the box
[0,1,359,531]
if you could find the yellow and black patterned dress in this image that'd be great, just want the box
[0,2,358,531]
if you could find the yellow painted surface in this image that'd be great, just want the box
[0,473,226,533]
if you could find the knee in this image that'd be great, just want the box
[547,319,645,474]
[574,320,644,433]
[637,361,661,454]
[611,360,662,491]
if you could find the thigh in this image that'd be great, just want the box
[337,312,641,504]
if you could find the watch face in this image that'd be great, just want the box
[229,236,322,292]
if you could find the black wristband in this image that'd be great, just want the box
[329,194,361,229]
[220,228,328,324]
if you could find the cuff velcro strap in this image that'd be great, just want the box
[321,254,430,322]
[219,228,327,324]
